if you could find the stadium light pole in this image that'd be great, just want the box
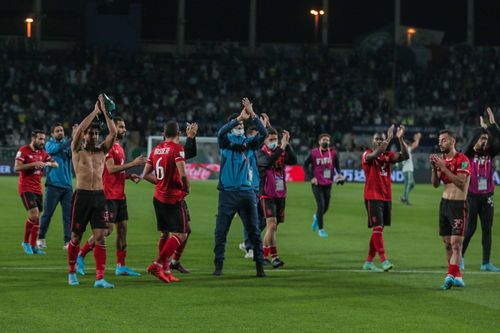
[25,18,34,38]
[406,27,416,46]
[310,9,325,43]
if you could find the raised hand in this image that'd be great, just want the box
[429,154,445,169]
[242,97,256,119]
[414,132,422,141]
[237,108,250,122]
[281,130,290,149]
[386,124,395,142]
[396,125,405,139]
[133,155,147,166]
[186,122,199,138]
[260,113,270,128]
[480,116,487,129]
[486,107,496,124]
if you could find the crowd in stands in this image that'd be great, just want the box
[1,42,499,154]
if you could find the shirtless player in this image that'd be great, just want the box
[67,95,117,288]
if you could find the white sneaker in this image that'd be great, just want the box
[63,242,69,251]
[244,249,254,259]
[37,239,47,249]
[238,242,247,253]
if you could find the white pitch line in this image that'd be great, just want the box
[0,266,498,276]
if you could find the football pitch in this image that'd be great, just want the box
[1,176,499,333]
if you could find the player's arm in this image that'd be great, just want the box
[430,163,440,188]
[184,123,198,159]
[140,163,157,184]
[410,132,422,150]
[284,145,298,165]
[390,126,409,163]
[44,154,58,168]
[14,160,45,172]
[430,154,468,190]
[45,139,65,154]
[106,155,146,174]
[463,127,485,157]
[246,108,268,149]
[176,160,190,194]
[364,144,388,162]
[485,108,500,155]
[99,95,117,154]
[302,153,313,179]
[71,103,100,152]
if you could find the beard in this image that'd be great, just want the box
[116,133,124,140]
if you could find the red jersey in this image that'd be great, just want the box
[15,145,54,195]
[362,150,396,201]
[147,141,186,204]
[438,152,471,184]
[103,142,126,200]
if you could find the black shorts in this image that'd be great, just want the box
[439,199,467,236]
[260,197,286,223]
[153,198,188,233]
[107,199,129,223]
[365,200,392,228]
[20,192,43,211]
[71,190,110,234]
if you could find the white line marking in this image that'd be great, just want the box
[0,266,498,276]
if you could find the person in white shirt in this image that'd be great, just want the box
[401,133,421,205]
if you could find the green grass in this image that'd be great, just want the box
[0,176,499,332]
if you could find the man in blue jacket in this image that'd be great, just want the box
[214,97,267,277]
[38,123,74,249]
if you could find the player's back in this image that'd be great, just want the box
[148,141,186,204]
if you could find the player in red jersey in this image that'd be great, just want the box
[142,121,190,283]
[15,130,59,255]
[169,122,198,274]
[430,130,471,290]
[361,125,408,272]
[76,117,145,277]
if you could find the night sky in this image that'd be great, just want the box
[0,0,499,45]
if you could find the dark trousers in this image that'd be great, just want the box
[39,185,72,243]
[214,190,263,264]
[312,184,332,229]
[244,193,265,251]
[463,193,494,264]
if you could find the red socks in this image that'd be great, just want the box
[94,244,107,281]
[30,223,39,248]
[173,234,189,261]
[79,240,94,258]
[68,241,80,273]
[270,246,278,259]
[447,264,461,278]
[371,226,387,262]
[116,249,126,266]
[156,235,182,265]
[366,237,377,262]
[263,246,270,259]
[24,219,34,243]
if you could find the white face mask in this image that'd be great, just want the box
[267,141,278,150]
[231,128,244,136]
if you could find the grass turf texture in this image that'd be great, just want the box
[0,176,499,333]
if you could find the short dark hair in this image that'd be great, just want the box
[164,121,179,138]
[227,113,240,122]
[114,116,124,124]
[439,129,455,139]
[51,123,63,133]
[318,133,331,141]
[84,122,100,134]
[31,129,45,137]
[267,127,278,136]
[246,125,258,135]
